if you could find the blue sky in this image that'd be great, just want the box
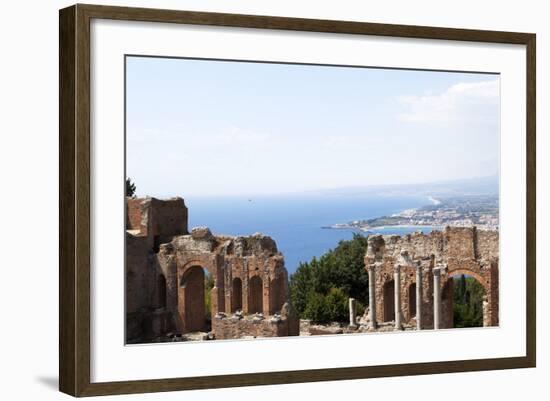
[126,56,499,198]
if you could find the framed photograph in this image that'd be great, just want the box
[59,4,536,397]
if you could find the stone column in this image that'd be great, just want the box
[433,268,442,330]
[349,298,357,328]
[416,264,423,330]
[482,295,490,327]
[394,265,402,330]
[263,275,271,316]
[224,269,232,314]
[368,264,377,329]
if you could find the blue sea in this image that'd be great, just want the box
[186,195,437,275]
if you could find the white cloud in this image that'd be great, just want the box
[397,79,499,124]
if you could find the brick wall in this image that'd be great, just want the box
[126,198,143,231]
[212,314,294,340]
[366,227,499,330]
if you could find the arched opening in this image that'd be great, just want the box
[408,282,416,320]
[231,277,243,312]
[446,274,486,328]
[269,275,284,314]
[180,266,212,332]
[204,270,214,328]
[248,276,263,314]
[157,274,166,308]
[383,280,395,322]
[153,235,161,253]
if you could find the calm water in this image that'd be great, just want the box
[186,195,436,274]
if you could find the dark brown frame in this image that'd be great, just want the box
[59,3,536,397]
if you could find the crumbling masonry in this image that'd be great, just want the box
[126,197,299,343]
[126,196,499,341]
[363,227,499,330]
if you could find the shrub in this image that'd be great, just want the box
[324,287,349,323]
[290,234,369,324]
[303,291,330,324]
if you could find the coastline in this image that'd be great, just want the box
[322,194,499,233]
[323,196,437,233]
[363,224,443,232]
[322,224,443,235]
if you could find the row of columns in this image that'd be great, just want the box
[365,263,445,330]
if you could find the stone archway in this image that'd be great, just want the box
[269,275,285,314]
[176,258,222,334]
[248,276,263,314]
[408,282,416,320]
[448,269,490,291]
[383,280,395,322]
[442,271,488,329]
[231,277,243,312]
[157,273,166,308]
[179,265,206,332]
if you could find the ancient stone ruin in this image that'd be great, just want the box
[126,196,499,342]
[126,197,299,343]
[363,227,499,331]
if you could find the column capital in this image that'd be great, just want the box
[368,266,377,330]
[394,264,401,273]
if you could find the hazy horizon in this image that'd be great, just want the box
[128,174,499,200]
[126,56,500,198]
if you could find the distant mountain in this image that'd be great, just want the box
[304,175,499,198]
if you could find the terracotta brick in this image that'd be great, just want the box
[365,227,499,330]
[126,197,298,342]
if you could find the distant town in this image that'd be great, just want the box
[324,195,499,232]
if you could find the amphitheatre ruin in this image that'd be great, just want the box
[126,196,499,343]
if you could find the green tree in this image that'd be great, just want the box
[300,286,355,325]
[204,272,214,320]
[289,260,314,315]
[324,287,349,323]
[303,291,330,324]
[126,177,136,197]
[290,234,369,324]
[452,275,485,328]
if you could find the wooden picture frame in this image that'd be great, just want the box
[59,3,536,397]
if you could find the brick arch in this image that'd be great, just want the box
[382,279,395,322]
[231,277,243,312]
[373,272,396,324]
[446,268,490,292]
[177,260,219,334]
[442,266,497,328]
[179,259,216,280]
[178,265,206,332]
[407,282,416,320]
[156,273,167,308]
[269,274,285,315]
[248,275,263,314]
